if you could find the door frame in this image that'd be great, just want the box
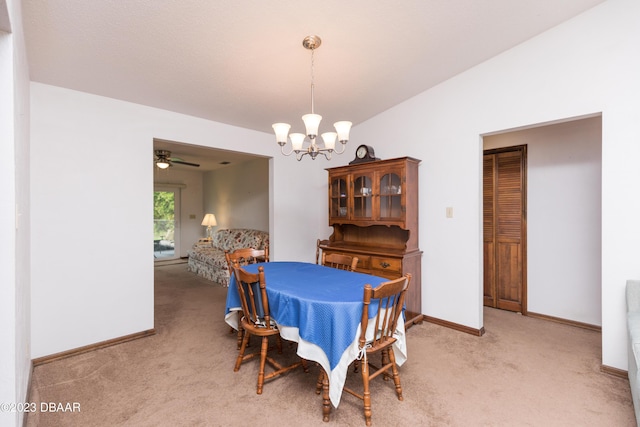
[483,145,528,314]
[154,185,181,261]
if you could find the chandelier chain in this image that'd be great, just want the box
[310,47,315,114]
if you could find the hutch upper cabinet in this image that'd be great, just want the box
[322,157,422,326]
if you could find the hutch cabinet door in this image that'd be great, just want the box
[351,171,374,220]
[377,168,404,221]
[329,174,349,220]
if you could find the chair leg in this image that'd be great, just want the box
[236,313,245,349]
[314,367,332,421]
[256,336,269,394]
[315,368,323,394]
[387,348,403,401]
[234,329,251,372]
[321,369,331,422]
[381,349,390,381]
[361,355,372,426]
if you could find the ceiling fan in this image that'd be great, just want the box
[154,149,200,169]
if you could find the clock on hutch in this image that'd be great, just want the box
[321,154,423,327]
[349,144,379,164]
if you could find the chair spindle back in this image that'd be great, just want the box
[226,247,269,278]
[322,252,359,271]
[232,264,273,330]
[359,274,411,351]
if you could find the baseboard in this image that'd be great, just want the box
[526,311,601,332]
[601,364,628,379]
[424,315,486,336]
[425,310,600,338]
[155,258,188,266]
[32,329,156,367]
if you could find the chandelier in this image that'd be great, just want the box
[272,35,352,161]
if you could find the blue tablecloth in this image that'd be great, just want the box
[225,261,407,407]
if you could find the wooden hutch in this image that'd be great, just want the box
[320,156,422,327]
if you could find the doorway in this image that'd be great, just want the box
[483,145,527,313]
[154,187,181,260]
[482,116,602,326]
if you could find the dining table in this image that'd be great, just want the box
[224,261,408,419]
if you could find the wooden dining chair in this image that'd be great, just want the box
[315,239,329,264]
[232,264,308,394]
[225,247,269,348]
[324,274,411,426]
[321,252,359,271]
[225,247,269,276]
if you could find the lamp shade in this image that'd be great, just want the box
[201,213,217,227]
[321,132,337,150]
[302,113,322,138]
[272,123,291,144]
[289,133,306,151]
[334,121,352,142]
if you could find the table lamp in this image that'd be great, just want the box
[201,213,217,239]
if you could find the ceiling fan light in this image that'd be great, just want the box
[156,160,170,169]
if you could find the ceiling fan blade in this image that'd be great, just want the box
[170,158,200,167]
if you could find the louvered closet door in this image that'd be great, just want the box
[483,146,526,313]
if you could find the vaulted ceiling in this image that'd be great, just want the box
[22,0,605,168]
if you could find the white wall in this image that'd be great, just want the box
[30,83,328,358]
[354,0,640,369]
[270,156,332,262]
[484,116,602,326]
[0,28,17,427]
[203,158,269,233]
[1,0,31,426]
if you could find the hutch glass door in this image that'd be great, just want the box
[329,176,349,219]
[352,174,373,219]
[379,172,402,219]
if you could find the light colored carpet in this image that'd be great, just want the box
[27,264,635,426]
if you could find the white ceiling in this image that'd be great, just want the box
[22,0,606,169]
